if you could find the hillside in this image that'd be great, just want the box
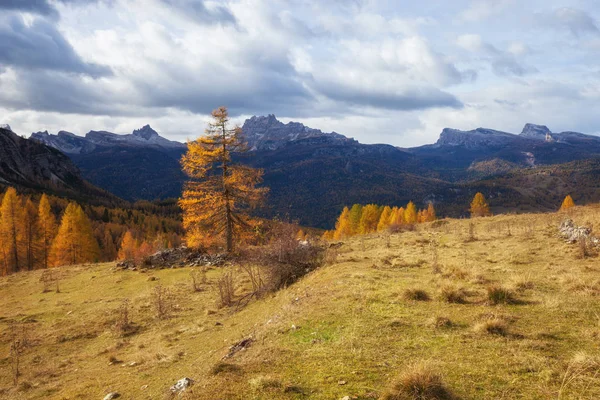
[2,207,600,399]
[0,127,122,207]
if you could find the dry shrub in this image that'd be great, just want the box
[441,266,469,280]
[216,271,235,307]
[241,221,326,293]
[439,285,467,304]
[9,323,30,386]
[190,268,207,292]
[558,352,600,398]
[510,275,534,291]
[40,269,60,293]
[381,364,456,400]
[114,299,137,337]
[474,318,508,336]
[466,222,476,242]
[403,289,430,301]
[578,237,597,259]
[152,285,173,319]
[486,285,516,305]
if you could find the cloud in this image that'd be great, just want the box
[157,0,236,25]
[460,0,514,22]
[456,34,535,77]
[536,7,599,37]
[0,0,58,17]
[0,15,111,77]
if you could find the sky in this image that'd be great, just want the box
[1,0,600,146]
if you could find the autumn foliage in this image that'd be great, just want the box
[324,201,437,240]
[0,186,183,275]
[559,195,575,211]
[470,192,491,218]
[179,106,268,252]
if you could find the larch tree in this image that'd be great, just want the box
[348,204,363,235]
[404,201,418,225]
[22,198,38,270]
[179,106,268,252]
[0,188,24,274]
[470,192,491,218]
[359,204,381,234]
[377,206,393,231]
[560,195,575,211]
[333,206,352,239]
[117,231,137,261]
[101,228,118,261]
[426,203,437,222]
[50,202,100,267]
[37,194,56,269]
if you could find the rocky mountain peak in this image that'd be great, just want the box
[132,124,159,140]
[521,123,551,138]
[0,124,12,132]
[241,115,347,150]
[436,127,517,149]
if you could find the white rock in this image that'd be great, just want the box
[103,393,120,400]
[170,377,194,393]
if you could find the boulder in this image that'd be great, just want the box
[170,377,194,393]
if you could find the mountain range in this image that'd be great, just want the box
[17,116,600,228]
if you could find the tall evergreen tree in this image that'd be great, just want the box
[348,204,363,235]
[333,207,352,239]
[359,204,380,234]
[22,198,38,270]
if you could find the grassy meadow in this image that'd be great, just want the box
[1,206,600,399]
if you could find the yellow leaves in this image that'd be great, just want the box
[179,106,267,251]
[50,202,100,267]
[470,192,491,218]
[560,195,575,211]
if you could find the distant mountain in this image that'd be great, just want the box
[0,126,121,206]
[31,124,186,154]
[241,115,349,150]
[25,117,600,227]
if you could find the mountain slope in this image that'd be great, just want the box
[0,126,122,206]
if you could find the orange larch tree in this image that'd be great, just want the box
[359,204,381,234]
[0,187,24,274]
[50,202,100,267]
[118,231,138,261]
[179,106,268,252]
[333,206,352,239]
[404,201,418,225]
[22,197,39,270]
[377,206,393,231]
[37,194,57,269]
[559,195,575,211]
[470,192,491,218]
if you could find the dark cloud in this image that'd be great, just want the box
[159,0,236,25]
[316,83,463,111]
[0,16,111,77]
[0,0,58,17]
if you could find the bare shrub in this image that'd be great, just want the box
[324,245,339,265]
[430,238,440,274]
[403,289,430,301]
[40,269,60,293]
[190,268,208,292]
[10,324,30,386]
[216,271,235,308]
[152,285,173,319]
[429,316,453,329]
[241,221,325,294]
[381,364,456,400]
[439,285,467,304]
[114,299,137,337]
[466,222,476,242]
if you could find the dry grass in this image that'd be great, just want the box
[486,285,516,305]
[438,285,467,304]
[403,289,431,301]
[2,207,600,398]
[381,364,456,400]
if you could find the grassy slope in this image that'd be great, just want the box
[2,207,600,399]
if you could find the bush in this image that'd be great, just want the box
[474,318,508,336]
[381,364,456,400]
[486,285,516,305]
[240,222,326,293]
[429,316,453,329]
[216,271,235,308]
[210,362,242,375]
[439,285,466,304]
[403,289,430,301]
[152,285,173,319]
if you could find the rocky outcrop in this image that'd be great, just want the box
[31,125,185,155]
[241,114,349,150]
[435,127,518,149]
[116,247,227,269]
[559,219,599,245]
